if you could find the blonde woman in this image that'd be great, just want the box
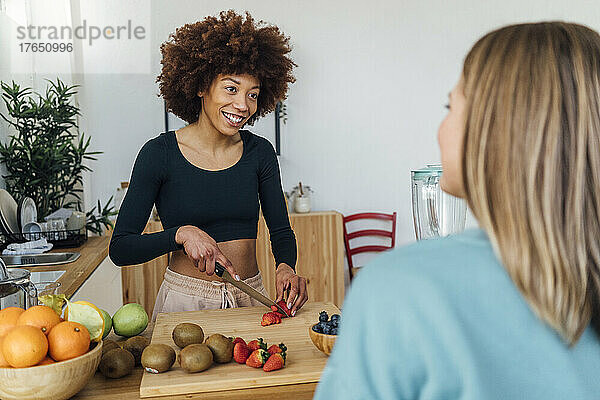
[316,22,600,399]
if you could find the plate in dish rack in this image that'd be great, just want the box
[0,190,19,239]
[17,197,37,232]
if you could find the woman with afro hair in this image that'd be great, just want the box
[109,10,308,319]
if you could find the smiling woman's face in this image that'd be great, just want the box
[438,79,467,198]
[198,73,260,135]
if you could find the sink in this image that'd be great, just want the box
[30,270,65,284]
[0,252,80,268]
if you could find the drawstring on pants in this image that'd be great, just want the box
[211,281,238,308]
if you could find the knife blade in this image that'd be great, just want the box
[214,263,290,317]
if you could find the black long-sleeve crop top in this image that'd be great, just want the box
[109,130,297,270]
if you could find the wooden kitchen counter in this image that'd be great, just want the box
[77,342,317,400]
[78,370,316,399]
[78,373,316,400]
[23,235,110,298]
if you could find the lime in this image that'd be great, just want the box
[112,303,148,337]
[100,309,113,339]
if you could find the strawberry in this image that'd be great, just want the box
[248,338,266,352]
[261,313,273,326]
[233,342,251,364]
[246,349,270,368]
[261,312,282,326]
[267,343,287,355]
[263,351,286,372]
[232,337,246,347]
[270,307,286,318]
[276,300,292,317]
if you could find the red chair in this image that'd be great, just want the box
[343,212,397,281]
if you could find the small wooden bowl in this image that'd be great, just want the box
[308,324,337,356]
[0,340,102,400]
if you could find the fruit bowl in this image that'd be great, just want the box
[0,340,102,400]
[308,323,337,356]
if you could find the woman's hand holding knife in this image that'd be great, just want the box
[175,225,240,280]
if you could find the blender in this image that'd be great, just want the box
[411,164,467,240]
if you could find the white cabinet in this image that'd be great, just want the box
[71,256,123,315]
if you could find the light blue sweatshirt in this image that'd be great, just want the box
[315,229,600,400]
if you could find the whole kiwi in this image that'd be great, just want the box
[101,340,120,357]
[141,344,176,374]
[179,344,213,373]
[122,336,150,365]
[172,323,204,348]
[205,334,234,363]
[99,348,135,379]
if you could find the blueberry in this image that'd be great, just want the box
[331,319,339,327]
[312,324,322,333]
[318,321,328,331]
[323,325,332,335]
[331,328,338,335]
[319,311,329,322]
[331,314,340,322]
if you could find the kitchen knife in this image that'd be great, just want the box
[214,263,290,317]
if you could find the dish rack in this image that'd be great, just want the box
[0,229,88,251]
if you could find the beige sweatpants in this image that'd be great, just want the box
[151,267,270,321]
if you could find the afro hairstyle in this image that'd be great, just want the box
[157,10,296,125]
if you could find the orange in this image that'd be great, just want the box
[47,321,90,361]
[36,356,55,366]
[0,335,10,368]
[0,307,25,337]
[2,325,48,368]
[17,305,61,335]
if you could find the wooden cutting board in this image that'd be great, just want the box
[140,301,340,398]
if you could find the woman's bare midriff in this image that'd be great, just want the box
[169,238,259,282]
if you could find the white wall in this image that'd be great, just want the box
[2,0,600,247]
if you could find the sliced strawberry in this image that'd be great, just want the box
[261,312,282,326]
[246,349,270,368]
[270,312,282,324]
[263,351,286,372]
[267,343,287,355]
[233,342,251,364]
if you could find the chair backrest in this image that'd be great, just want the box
[343,212,397,280]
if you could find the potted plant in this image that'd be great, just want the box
[0,78,116,237]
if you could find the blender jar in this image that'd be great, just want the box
[411,164,467,240]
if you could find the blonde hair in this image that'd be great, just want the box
[461,22,600,345]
